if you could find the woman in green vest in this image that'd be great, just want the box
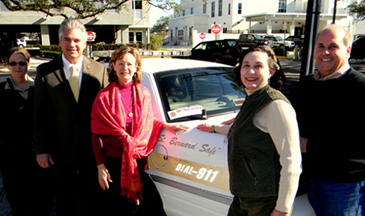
[198,46,302,216]
[228,46,302,216]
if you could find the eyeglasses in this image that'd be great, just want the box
[8,61,28,66]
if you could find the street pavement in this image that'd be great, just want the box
[1,56,365,215]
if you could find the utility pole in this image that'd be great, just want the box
[332,0,338,24]
[299,0,322,81]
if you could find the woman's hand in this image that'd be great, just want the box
[163,124,189,135]
[196,124,213,133]
[270,209,289,216]
[97,164,112,190]
[221,118,235,125]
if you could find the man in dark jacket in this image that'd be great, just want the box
[289,25,365,215]
[34,19,108,215]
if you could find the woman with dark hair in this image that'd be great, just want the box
[0,47,52,215]
[198,46,302,216]
[91,46,187,215]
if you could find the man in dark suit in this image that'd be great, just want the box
[34,19,108,215]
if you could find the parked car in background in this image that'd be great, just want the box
[190,39,241,66]
[237,34,270,47]
[350,36,365,60]
[264,35,295,50]
[16,39,27,47]
[285,35,305,48]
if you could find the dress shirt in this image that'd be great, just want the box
[5,77,34,99]
[62,54,83,88]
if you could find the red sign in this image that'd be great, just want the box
[211,24,221,34]
[199,33,206,39]
[87,32,96,41]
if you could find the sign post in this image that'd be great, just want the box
[86,32,96,57]
[211,24,221,40]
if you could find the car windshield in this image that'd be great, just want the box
[155,67,246,122]
[253,35,262,39]
[275,36,284,41]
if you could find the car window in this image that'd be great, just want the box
[194,43,207,51]
[155,67,246,122]
[226,41,237,47]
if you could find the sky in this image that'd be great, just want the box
[149,4,175,27]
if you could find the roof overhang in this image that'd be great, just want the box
[129,26,150,29]
[244,12,348,22]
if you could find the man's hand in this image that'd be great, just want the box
[36,153,54,168]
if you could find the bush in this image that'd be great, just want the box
[40,50,61,58]
[150,34,163,50]
[272,46,287,56]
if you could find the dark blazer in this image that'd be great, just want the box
[34,55,108,167]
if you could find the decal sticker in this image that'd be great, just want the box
[167,106,203,120]
[148,152,229,191]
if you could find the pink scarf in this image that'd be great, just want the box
[91,81,163,201]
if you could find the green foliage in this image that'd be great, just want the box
[150,34,163,50]
[272,46,287,57]
[150,15,170,36]
[0,0,179,19]
[348,0,365,21]
[40,50,62,58]
[40,45,62,52]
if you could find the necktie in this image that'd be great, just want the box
[69,66,79,102]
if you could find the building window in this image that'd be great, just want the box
[278,0,287,13]
[228,3,231,15]
[133,0,142,9]
[178,30,184,37]
[211,1,215,17]
[203,4,207,14]
[218,0,222,16]
[191,7,194,15]
[238,3,242,14]
[183,9,185,16]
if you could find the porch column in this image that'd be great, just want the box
[115,26,122,44]
[291,18,295,35]
[266,19,272,35]
[40,25,50,45]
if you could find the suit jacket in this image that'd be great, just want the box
[34,55,108,167]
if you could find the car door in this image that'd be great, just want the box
[191,42,209,61]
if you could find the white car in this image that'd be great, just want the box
[92,52,314,215]
[263,35,295,50]
[17,39,27,47]
[138,58,314,216]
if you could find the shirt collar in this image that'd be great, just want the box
[62,54,83,75]
[5,76,34,91]
[313,62,351,81]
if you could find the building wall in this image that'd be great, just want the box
[0,1,151,45]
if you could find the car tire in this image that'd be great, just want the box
[211,56,223,63]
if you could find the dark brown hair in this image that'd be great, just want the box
[6,47,31,63]
[108,46,142,84]
[233,45,285,91]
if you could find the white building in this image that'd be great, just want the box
[169,0,361,46]
[0,0,151,45]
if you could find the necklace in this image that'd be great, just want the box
[120,95,133,118]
